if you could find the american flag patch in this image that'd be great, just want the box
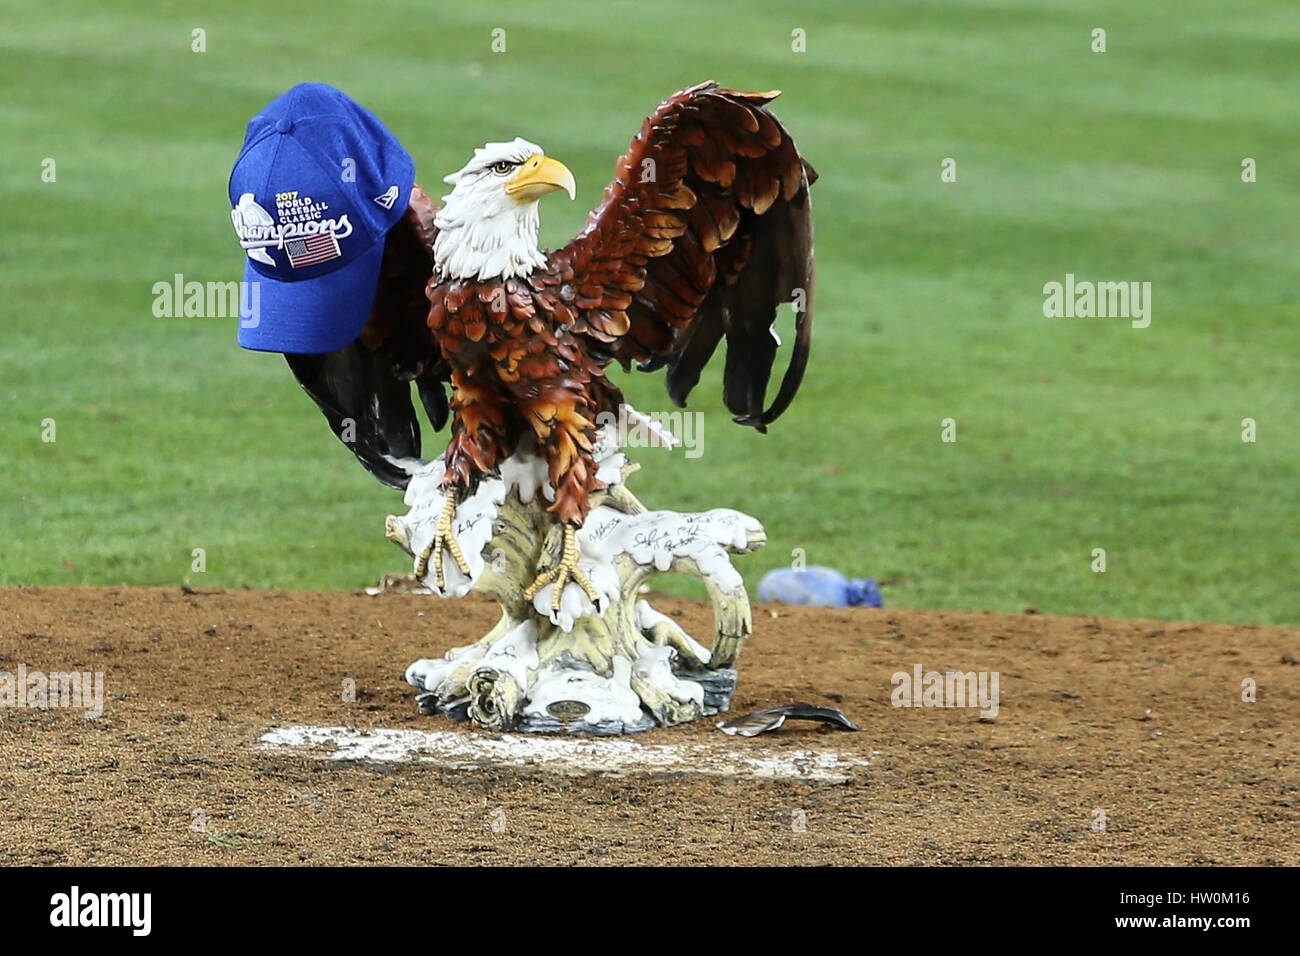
[285,232,341,268]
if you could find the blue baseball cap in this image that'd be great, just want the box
[229,83,415,353]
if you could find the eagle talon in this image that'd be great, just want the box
[524,524,601,612]
[414,490,472,589]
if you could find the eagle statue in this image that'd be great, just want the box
[285,81,816,610]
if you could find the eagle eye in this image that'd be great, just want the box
[490,160,516,175]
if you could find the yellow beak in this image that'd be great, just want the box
[505,154,576,202]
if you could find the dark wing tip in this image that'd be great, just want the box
[732,414,768,433]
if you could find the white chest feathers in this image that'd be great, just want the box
[433,199,546,281]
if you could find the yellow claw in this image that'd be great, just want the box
[524,524,601,611]
[414,490,472,589]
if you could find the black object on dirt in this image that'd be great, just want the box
[716,704,859,737]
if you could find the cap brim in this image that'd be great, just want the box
[236,239,384,354]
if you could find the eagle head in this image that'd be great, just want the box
[432,137,575,282]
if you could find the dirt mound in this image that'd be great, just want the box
[0,587,1295,865]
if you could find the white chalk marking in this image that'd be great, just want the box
[259,724,869,782]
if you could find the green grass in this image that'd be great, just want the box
[2,0,1297,624]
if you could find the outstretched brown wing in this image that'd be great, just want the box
[285,184,451,489]
[541,82,816,430]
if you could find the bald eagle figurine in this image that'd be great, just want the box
[287,82,816,608]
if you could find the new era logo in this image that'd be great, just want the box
[373,185,399,210]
